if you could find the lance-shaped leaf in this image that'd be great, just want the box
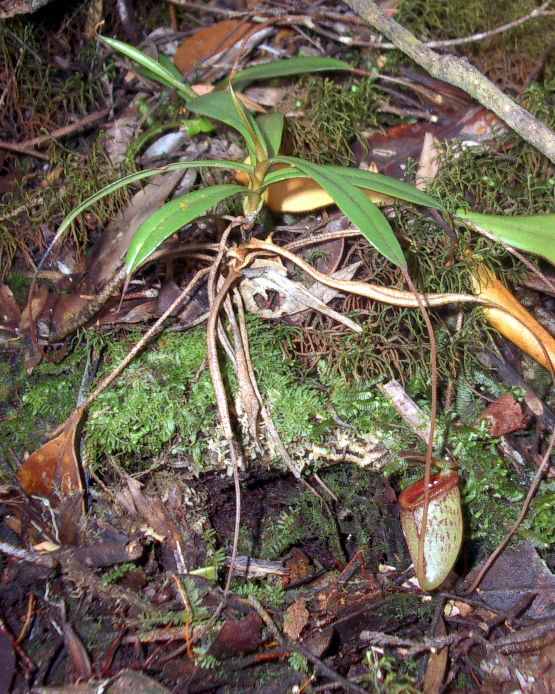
[126,184,247,274]
[279,157,406,268]
[188,91,264,161]
[231,56,352,88]
[44,160,252,273]
[99,36,196,101]
[456,210,555,267]
[326,166,444,210]
[229,82,267,161]
[261,164,306,187]
[255,112,284,159]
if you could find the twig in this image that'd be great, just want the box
[2,24,43,63]
[48,267,209,439]
[0,108,110,153]
[48,265,127,343]
[494,616,555,654]
[343,0,555,163]
[0,141,50,161]
[0,541,57,569]
[359,628,472,658]
[244,594,368,694]
[378,379,432,443]
[0,615,35,674]
[370,2,555,49]
[466,428,555,593]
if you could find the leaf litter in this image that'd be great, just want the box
[1,1,554,692]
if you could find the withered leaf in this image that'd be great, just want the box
[18,408,85,502]
[174,20,263,76]
[283,598,309,641]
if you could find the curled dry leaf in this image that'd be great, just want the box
[174,20,271,77]
[470,264,555,372]
[17,408,86,502]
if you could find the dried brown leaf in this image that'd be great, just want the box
[422,616,447,694]
[283,598,309,641]
[174,20,266,77]
[17,408,85,501]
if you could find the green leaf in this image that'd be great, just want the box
[255,113,284,159]
[327,166,444,210]
[42,161,253,274]
[158,53,184,80]
[229,83,267,160]
[182,117,216,137]
[126,184,247,274]
[231,56,352,88]
[279,157,406,268]
[456,210,555,266]
[188,91,262,160]
[261,162,444,210]
[261,164,306,187]
[100,36,196,101]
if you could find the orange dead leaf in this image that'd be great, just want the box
[19,284,48,332]
[18,408,86,501]
[470,264,555,372]
[174,19,260,76]
[422,616,448,694]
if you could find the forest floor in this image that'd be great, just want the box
[0,1,554,692]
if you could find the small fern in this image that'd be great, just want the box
[234,579,285,608]
[288,651,309,672]
[260,512,304,560]
[193,646,221,670]
[101,562,136,585]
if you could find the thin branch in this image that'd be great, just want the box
[371,2,555,49]
[343,0,555,163]
[0,108,110,152]
[48,267,209,439]
[466,428,555,593]
[0,141,50,161]
[244,594,368,694]
[0,541,57,568]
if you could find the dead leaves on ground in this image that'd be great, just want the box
[174,20,271,79]
[17,407,86,501]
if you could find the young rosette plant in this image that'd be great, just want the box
[97,36,444,277]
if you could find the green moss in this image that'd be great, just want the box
[289,76,381,165]
[374,592,434,621]
[84,317,327,468]
[3,317,551,557]
[0,342,88,460]
[394,0,555,86]
[0,361,12,403]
